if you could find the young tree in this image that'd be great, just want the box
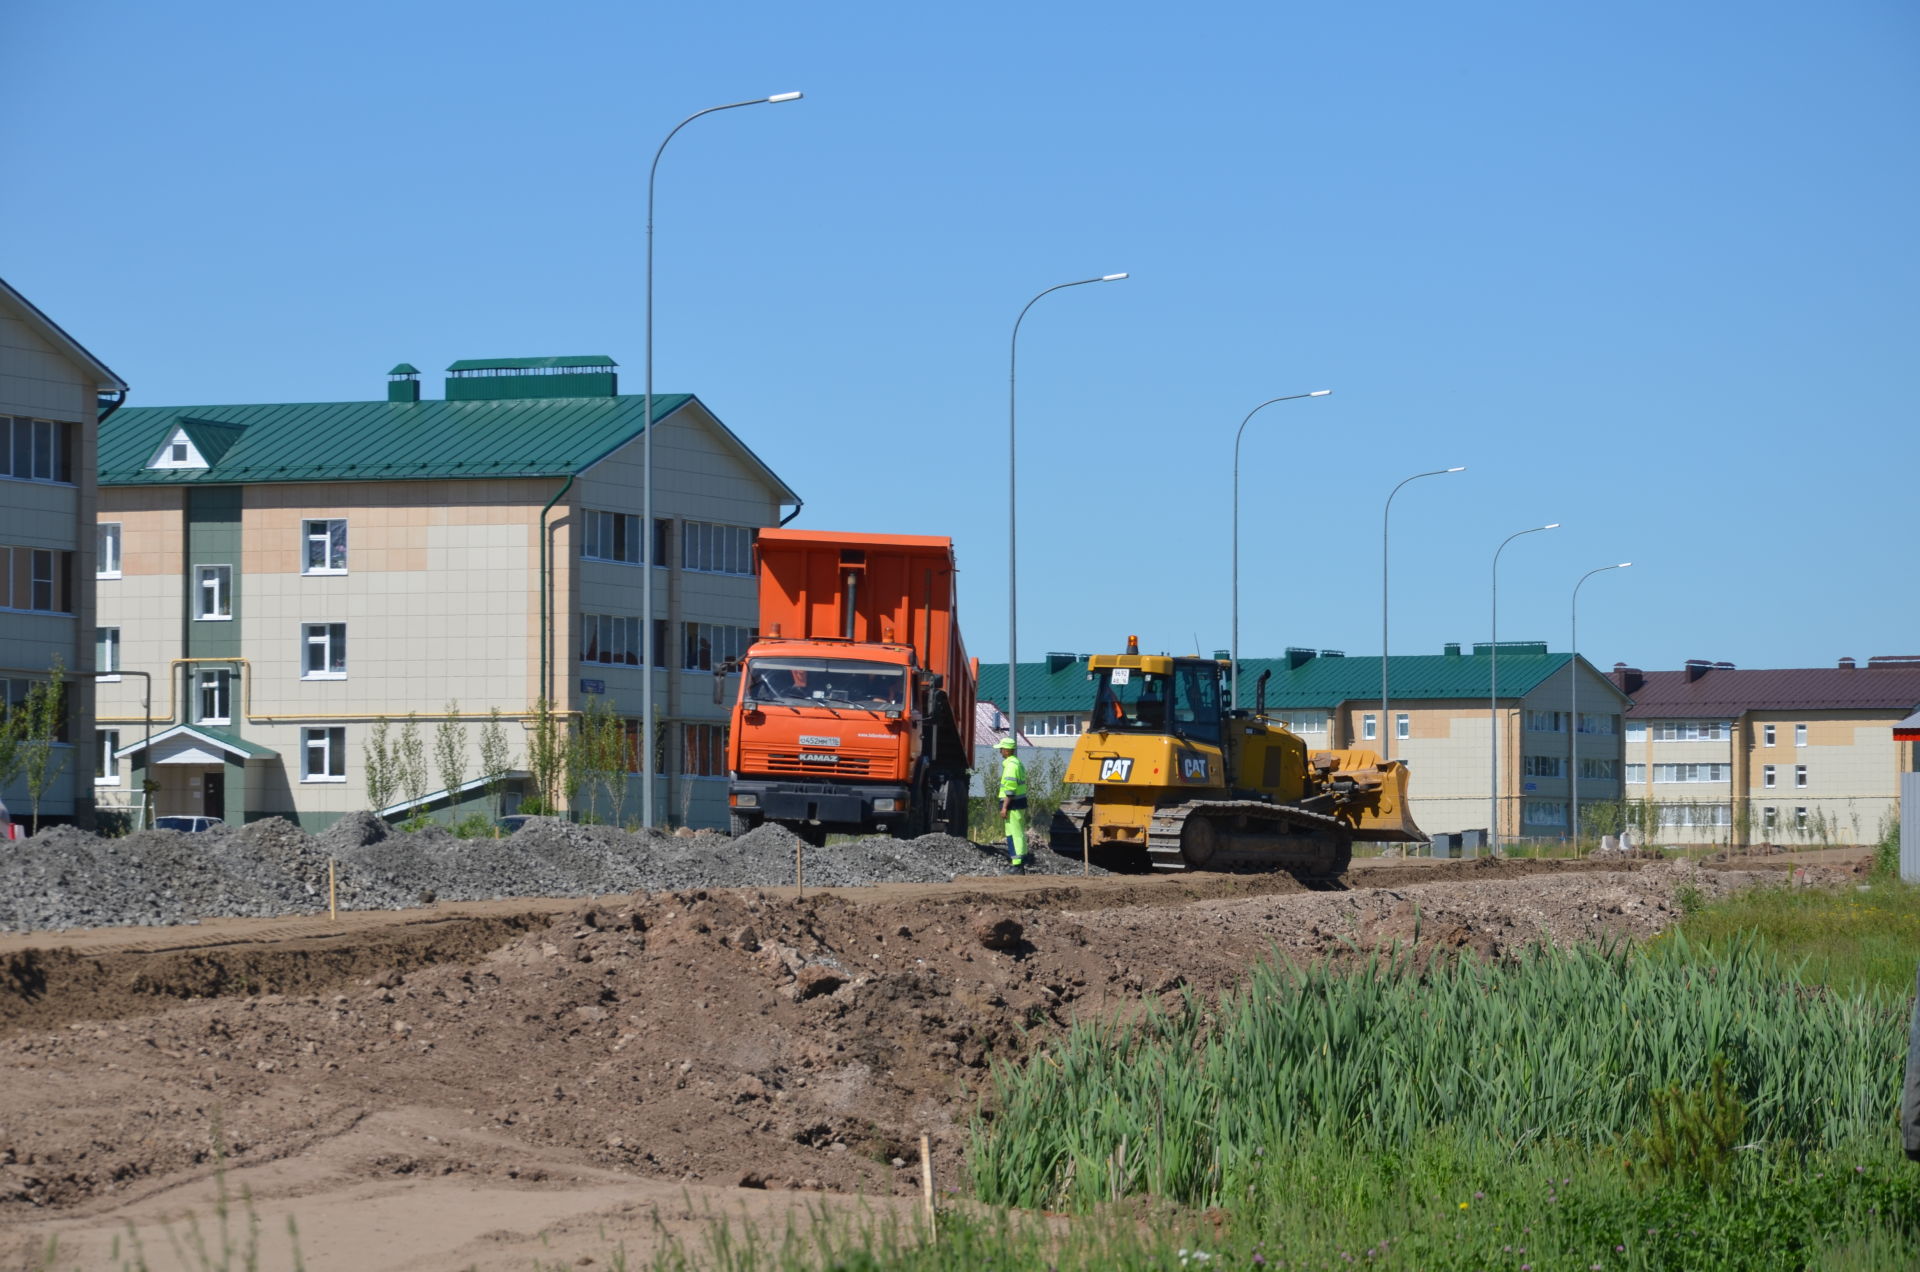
[396,713,429,821]
[434,701,467,822]
[525,698,565,815]
[479,707,516,821]
[363,717,396,814]
[19,660,68,835]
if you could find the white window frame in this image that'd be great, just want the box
[302,726,347,782]
[1762,724,1775,747]
[195,564,232,620]
[95,728,121,786]
[1279,711,1326,735]
[1762,764,1775,788]
[1794,806,1808,829]
[1652,762,1731,783]
[302,518,348,575]
[1361,713,1377,741]
[1395,713,1410,741]
[1794,723,1807,748]
[1625,721,1647,741]
[302,622,347,679]
[97,522,122,579]
[197,669,231,724]
[1523,799,1567,827]
[1524,755,1564,778]
[680,521,754,576]
[97,626,121,682]
[1624,763,1646,784]
[682,621,756,672]
[1795,764,1807,788]
[582,509,647,566]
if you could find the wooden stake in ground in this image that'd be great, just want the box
[795,839,804,899]
[1083,826,1090,876]
[919,1133,936,1239]
[328,857,337,922]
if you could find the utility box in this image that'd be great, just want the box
[1902,772,1919,884]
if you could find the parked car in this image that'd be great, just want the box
[154,815,225,834]
[495,814,533,835]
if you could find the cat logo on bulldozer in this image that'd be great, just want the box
[1098,757,1135,782]
[1179,753,1210,781]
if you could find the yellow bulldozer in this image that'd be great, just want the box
[1048,642,1428,874]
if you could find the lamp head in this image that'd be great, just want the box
[1101,273,1129,281]
[767,92,804,103]
[1309,389,1332,397]
[1543,522,1561,530]
[1446,466,1466,473]
[1617,561,1633,569]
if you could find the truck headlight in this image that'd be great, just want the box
[733,793,758,808]
[873,798,898,813]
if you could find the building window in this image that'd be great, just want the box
[1525,710,1568,733]
[1653,763,1731,783]
[1762,724,1776,747]
[2,416,74,483]
[303,623,346,678]
[1524,800,1567,827]
[582,510,668,566]
[170,441,188,462]
[1794,806,1808,829]
[1395,713,1410,741]
[1361,713,1377,740]
[97,523,122,578]
[196,565,232,619]
[1624,763,1646,784]
[1023,714,1084,737]
[681,722,729,777]
[95,729,121,785]
[1577,713,1617,735]
[681,521,754,575]
[302,519,347,573]
[683,622,756,671]
[580,614,670,668]
[197,670,231,724]
[96,627,120,681]
[1523,755,1564,778]
[1278,711,1326,735]
[1762,806,1776,832]
[1795,764,1807,788]
[1650,720,1730,742]
[303,726,346,781]
[2,546,72,613]
[1656,803,1731,828]
[1579,757,1617,780]
[1794,723,1807,748]
[1762,764,1776,788]
[1625,721,1646,741]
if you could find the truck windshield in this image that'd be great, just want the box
[1090,668,1169,733]
[745,657,907,710]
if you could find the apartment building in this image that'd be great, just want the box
[0,277,127,829]
[1611,657,1920,848]
[980,642,1630,838]
[94,357,797,831]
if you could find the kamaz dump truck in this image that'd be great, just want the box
[722,529,976,844]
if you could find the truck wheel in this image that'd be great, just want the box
[729,811,760,837]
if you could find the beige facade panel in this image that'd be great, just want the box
[0,311,94,420]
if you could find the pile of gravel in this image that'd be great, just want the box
[0,814,1103,932]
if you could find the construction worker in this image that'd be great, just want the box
[995,736,1030,874]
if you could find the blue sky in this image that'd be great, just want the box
[7,0,1916,672]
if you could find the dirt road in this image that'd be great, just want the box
[0,855,1820,1270]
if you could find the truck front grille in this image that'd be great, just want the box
[751,750,876,777]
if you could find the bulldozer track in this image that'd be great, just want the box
[1146,799,1352,875]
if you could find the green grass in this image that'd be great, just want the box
[1666,879,1920,997]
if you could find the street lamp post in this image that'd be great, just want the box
[1569,562,1632,843]
[1489,522,1559,852]
[1007,273,1127,738]
[1232,390,1331,709]
[641,91,802,829]
[1379,466,1465,761]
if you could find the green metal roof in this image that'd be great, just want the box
[980,646,1625,713]
[100,393,694,486]
[446,355,617,372]
[387,363,421,376]
[114,724,279,762]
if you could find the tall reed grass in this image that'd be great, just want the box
[970,934,1907,1213]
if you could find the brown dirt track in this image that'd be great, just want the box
[0,853,1843,1270]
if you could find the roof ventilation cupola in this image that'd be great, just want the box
[388,363,421,403]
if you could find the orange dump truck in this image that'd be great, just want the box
[723,528,977,843]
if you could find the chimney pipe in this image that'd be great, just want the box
[1838,656,1856,670]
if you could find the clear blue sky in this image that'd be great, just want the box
[7,1,1916,673]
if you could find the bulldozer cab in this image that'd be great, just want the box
[1089,657,1223,746]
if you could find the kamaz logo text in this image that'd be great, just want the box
[1098,757,1134,782]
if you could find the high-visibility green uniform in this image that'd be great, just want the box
[998,752,1029,867]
